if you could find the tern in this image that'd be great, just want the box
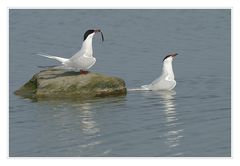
[129,53,178,91]
[38,29,104,74]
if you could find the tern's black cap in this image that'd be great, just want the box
[163,53,178,62]
[83,29,95,41]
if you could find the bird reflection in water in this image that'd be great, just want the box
[73,102,102,149]
[155,90,184,154]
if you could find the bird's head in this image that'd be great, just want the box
[162,53,178,62]
[83,29,104,42]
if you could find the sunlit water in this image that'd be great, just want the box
[9,9,231,156]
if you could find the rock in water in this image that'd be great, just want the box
[15,69,127,99]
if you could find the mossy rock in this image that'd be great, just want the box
[15,69,127,100]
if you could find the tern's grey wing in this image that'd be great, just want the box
[66,55,96,70]
[69,49,84,60]
[150,79,176,90]
[150,76,163,85]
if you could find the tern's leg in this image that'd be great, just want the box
[80,70,89,74]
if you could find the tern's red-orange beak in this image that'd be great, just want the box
[94,29,104,42]
[172,53,178,60]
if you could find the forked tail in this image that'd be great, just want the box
[127,85,150,91]
[37,53,69,64]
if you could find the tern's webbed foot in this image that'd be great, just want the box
[80,70,89,75]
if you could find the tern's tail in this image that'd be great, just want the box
[127,88,145,91]
[37,53,69,64]
[127,85,150,91]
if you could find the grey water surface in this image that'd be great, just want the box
[9,9,231,157]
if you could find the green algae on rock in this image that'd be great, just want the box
[15,69,127,99]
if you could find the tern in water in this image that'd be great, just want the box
[129,53,178,91]
[38,29,104,74]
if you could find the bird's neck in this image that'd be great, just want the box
[81,37,93,57]
[162,61,175,80]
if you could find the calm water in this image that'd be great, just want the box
[9,9,231,157]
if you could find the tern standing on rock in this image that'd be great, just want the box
[38,29,104,74]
